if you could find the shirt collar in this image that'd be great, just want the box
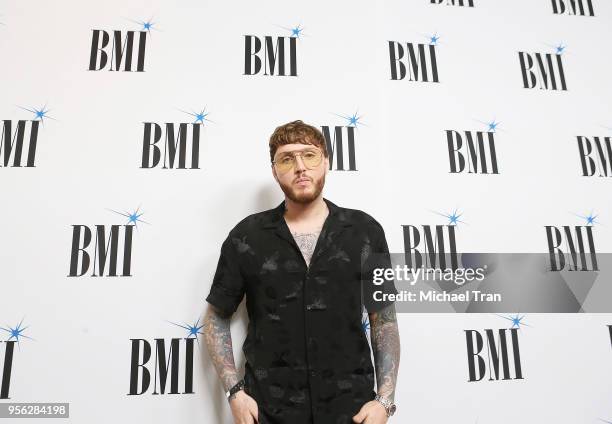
[262,197,353,267]
[262,197,352,229]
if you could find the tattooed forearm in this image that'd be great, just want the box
[369,303,400,402]
[203,305,240,392]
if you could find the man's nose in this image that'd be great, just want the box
[294,155,307,171]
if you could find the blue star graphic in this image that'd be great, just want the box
[427,32,440,46]
[474,117,505,133]
[555,43,566,55]
[361,315,370,333]
[137,18,155,33]
[495,313,530,329]
[333,110,367,128]
[290,24,304,38]
[573,210,599,226]
[0,317,34,347]
[107,204,150,229]
[178,107,214,125]
[18,103,56,124]
[278,23,305,39]
[431,208,466,226]
[126,16,160,36]
[168,318,205,345]
[486,120,500,132]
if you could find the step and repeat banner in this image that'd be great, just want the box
[1,0,611,423]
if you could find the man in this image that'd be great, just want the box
[203,120,400,424]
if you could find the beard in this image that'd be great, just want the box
[279,172,326,204]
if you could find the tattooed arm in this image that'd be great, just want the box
[203,304,240,392]
[203,304,259,423]
[353,303,400,422]
[369,303,400,402]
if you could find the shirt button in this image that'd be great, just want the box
[310,370,318,377]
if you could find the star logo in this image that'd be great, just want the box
[417,30,442,46]
[333,110,367,128]
[473,117,504,133]
[554,43,566,55]
[543,41,566,55]
[431,208,466,226]
[361,314,371,341]
[127,16,160,35]
[18,103,56,125]
[106,204,150,230]
[495,313,530,330]
[178,106,214,125]
[572,210,599,226]
[486,120,499,132]
[167,318,204,345]
[479,119,500,133]
[0,317,34,348]
[428,32,440,46]
[277,23,305,39]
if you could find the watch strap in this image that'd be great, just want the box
[225,379,245,401]
[374,394,396,417]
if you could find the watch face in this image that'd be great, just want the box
[389,404,397,415]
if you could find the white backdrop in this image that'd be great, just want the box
[1,0,611,423]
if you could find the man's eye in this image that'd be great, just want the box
[304,152,316,159]
[279,156,293,164]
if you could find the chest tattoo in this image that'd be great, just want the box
[291,229,322,268]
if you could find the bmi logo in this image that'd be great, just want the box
[244,23,303,76]
[518,42,567,90]
[551,0,595,16]
[465,315,526,382]
[1,104,54,168]
[141,107,214,169]
[127,318,203,395]
[320,110,366,171]
[545,210,599,271]
[68,206,150,277]
[576,129,612,177]
[388,32,440,82]
[446,117,501,174]
[431,0,474,6]
[402,208,464,270]
[0,318,32,399]
[88,17,159,72]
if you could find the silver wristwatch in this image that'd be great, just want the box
[374,394,397,417]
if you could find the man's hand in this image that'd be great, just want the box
[229,390,259,424]
[352,400,388,423]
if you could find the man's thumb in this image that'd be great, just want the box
[352,406,366,423]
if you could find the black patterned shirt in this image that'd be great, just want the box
[205,197,397,424]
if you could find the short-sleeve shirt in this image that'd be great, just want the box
[205,197,398,424]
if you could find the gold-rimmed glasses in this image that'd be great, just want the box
[272,148,323,174]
